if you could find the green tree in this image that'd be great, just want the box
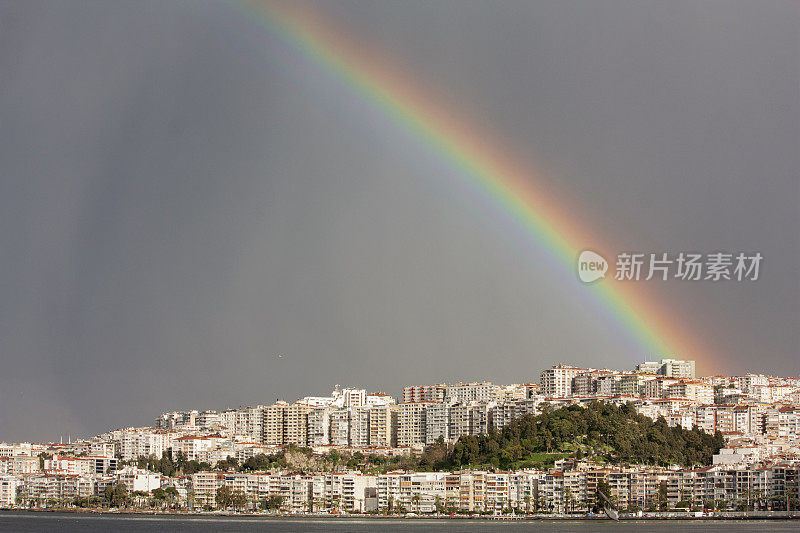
[151,487,166,508]
[215,486,233,510]
[658,480,669,511]
[434,494,445,515]
[564,487,575,513]
[262,494,284,512]
[593,479,612,513]
[411,494,421,514]
[104,482,130,508]
[131,490,149,508]
[164,486,179,508]
[230,489,247,511]
[444,403,724,471]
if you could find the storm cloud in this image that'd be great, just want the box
[1,0,797,442]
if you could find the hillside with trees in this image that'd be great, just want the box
[428,401,724,470]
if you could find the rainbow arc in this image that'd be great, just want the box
[231,0,715,372]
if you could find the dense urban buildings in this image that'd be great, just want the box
[2,360,799,514]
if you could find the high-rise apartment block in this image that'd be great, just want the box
[636,358,695,379]
[540,366,587,397]
[402,384,446,403]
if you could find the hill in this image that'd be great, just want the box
[419,401,725,470]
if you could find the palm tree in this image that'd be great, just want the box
[165,486,179,509]
[411,494,421,514]
[564,487,574,514]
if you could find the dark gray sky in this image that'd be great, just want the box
[1,0,798,442]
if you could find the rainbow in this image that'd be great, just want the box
[230,0,715,373]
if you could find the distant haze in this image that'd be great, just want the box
[0,0,797,442]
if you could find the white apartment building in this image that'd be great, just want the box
[445,382,502,404]
[330,409,350,447]
[0,443,40,458]
[349,407,370,447]
[366,393,395,407]
[44,455,93,476]
[332,388,367,409]
[468,403,491,436]
[377,472,447,513]
[424,403,449,443]
[172,435,222,462]
[0,476,20,508]
[637,358,695,379]
[641,377,679,399]
[448,403,471,441]
[397,403,427,447]
[540,366,588,397]
[737,374,769,394]
[596,373,623,396]
[661,359,695,379]
[307,407,332,446]
[665,380,713,404]
[514,399,541,419]
[116,466,162,493]
[490,402,517,431]
[191,471,224,507]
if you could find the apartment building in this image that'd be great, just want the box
[448,403,471,441]
[666,381,714,404]
[285,403,311,445]
[191,471,224,508]
[368,405,397,448]
[402,384,446,404]
[737,374,769,394]
[424,403,449,444]
[330,410,350,447]
[641,377,679,399]
[0,476,20,507]
[636,359,696,379]
[490,402,517,431]
[540,366,588,398]
[397,403,427,447]
[349,407,370,447]
[445,382,502,404]
[262,402,288,446]
[307,407,332,446]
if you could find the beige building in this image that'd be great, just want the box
[262,402,288,446]
[368,405,397,447]
[285,403,311,445]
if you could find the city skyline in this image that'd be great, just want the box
[2,358,799,514]
[1,0,798,443]
[10,358,800,445]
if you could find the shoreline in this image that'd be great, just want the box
[2,509,799,521]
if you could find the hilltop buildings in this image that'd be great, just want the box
[2,359,799,513]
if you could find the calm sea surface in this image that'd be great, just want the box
[0,513,798,533]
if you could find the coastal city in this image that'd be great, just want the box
[1,358,799,517]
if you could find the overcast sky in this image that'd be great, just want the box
[1,0,798,442]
